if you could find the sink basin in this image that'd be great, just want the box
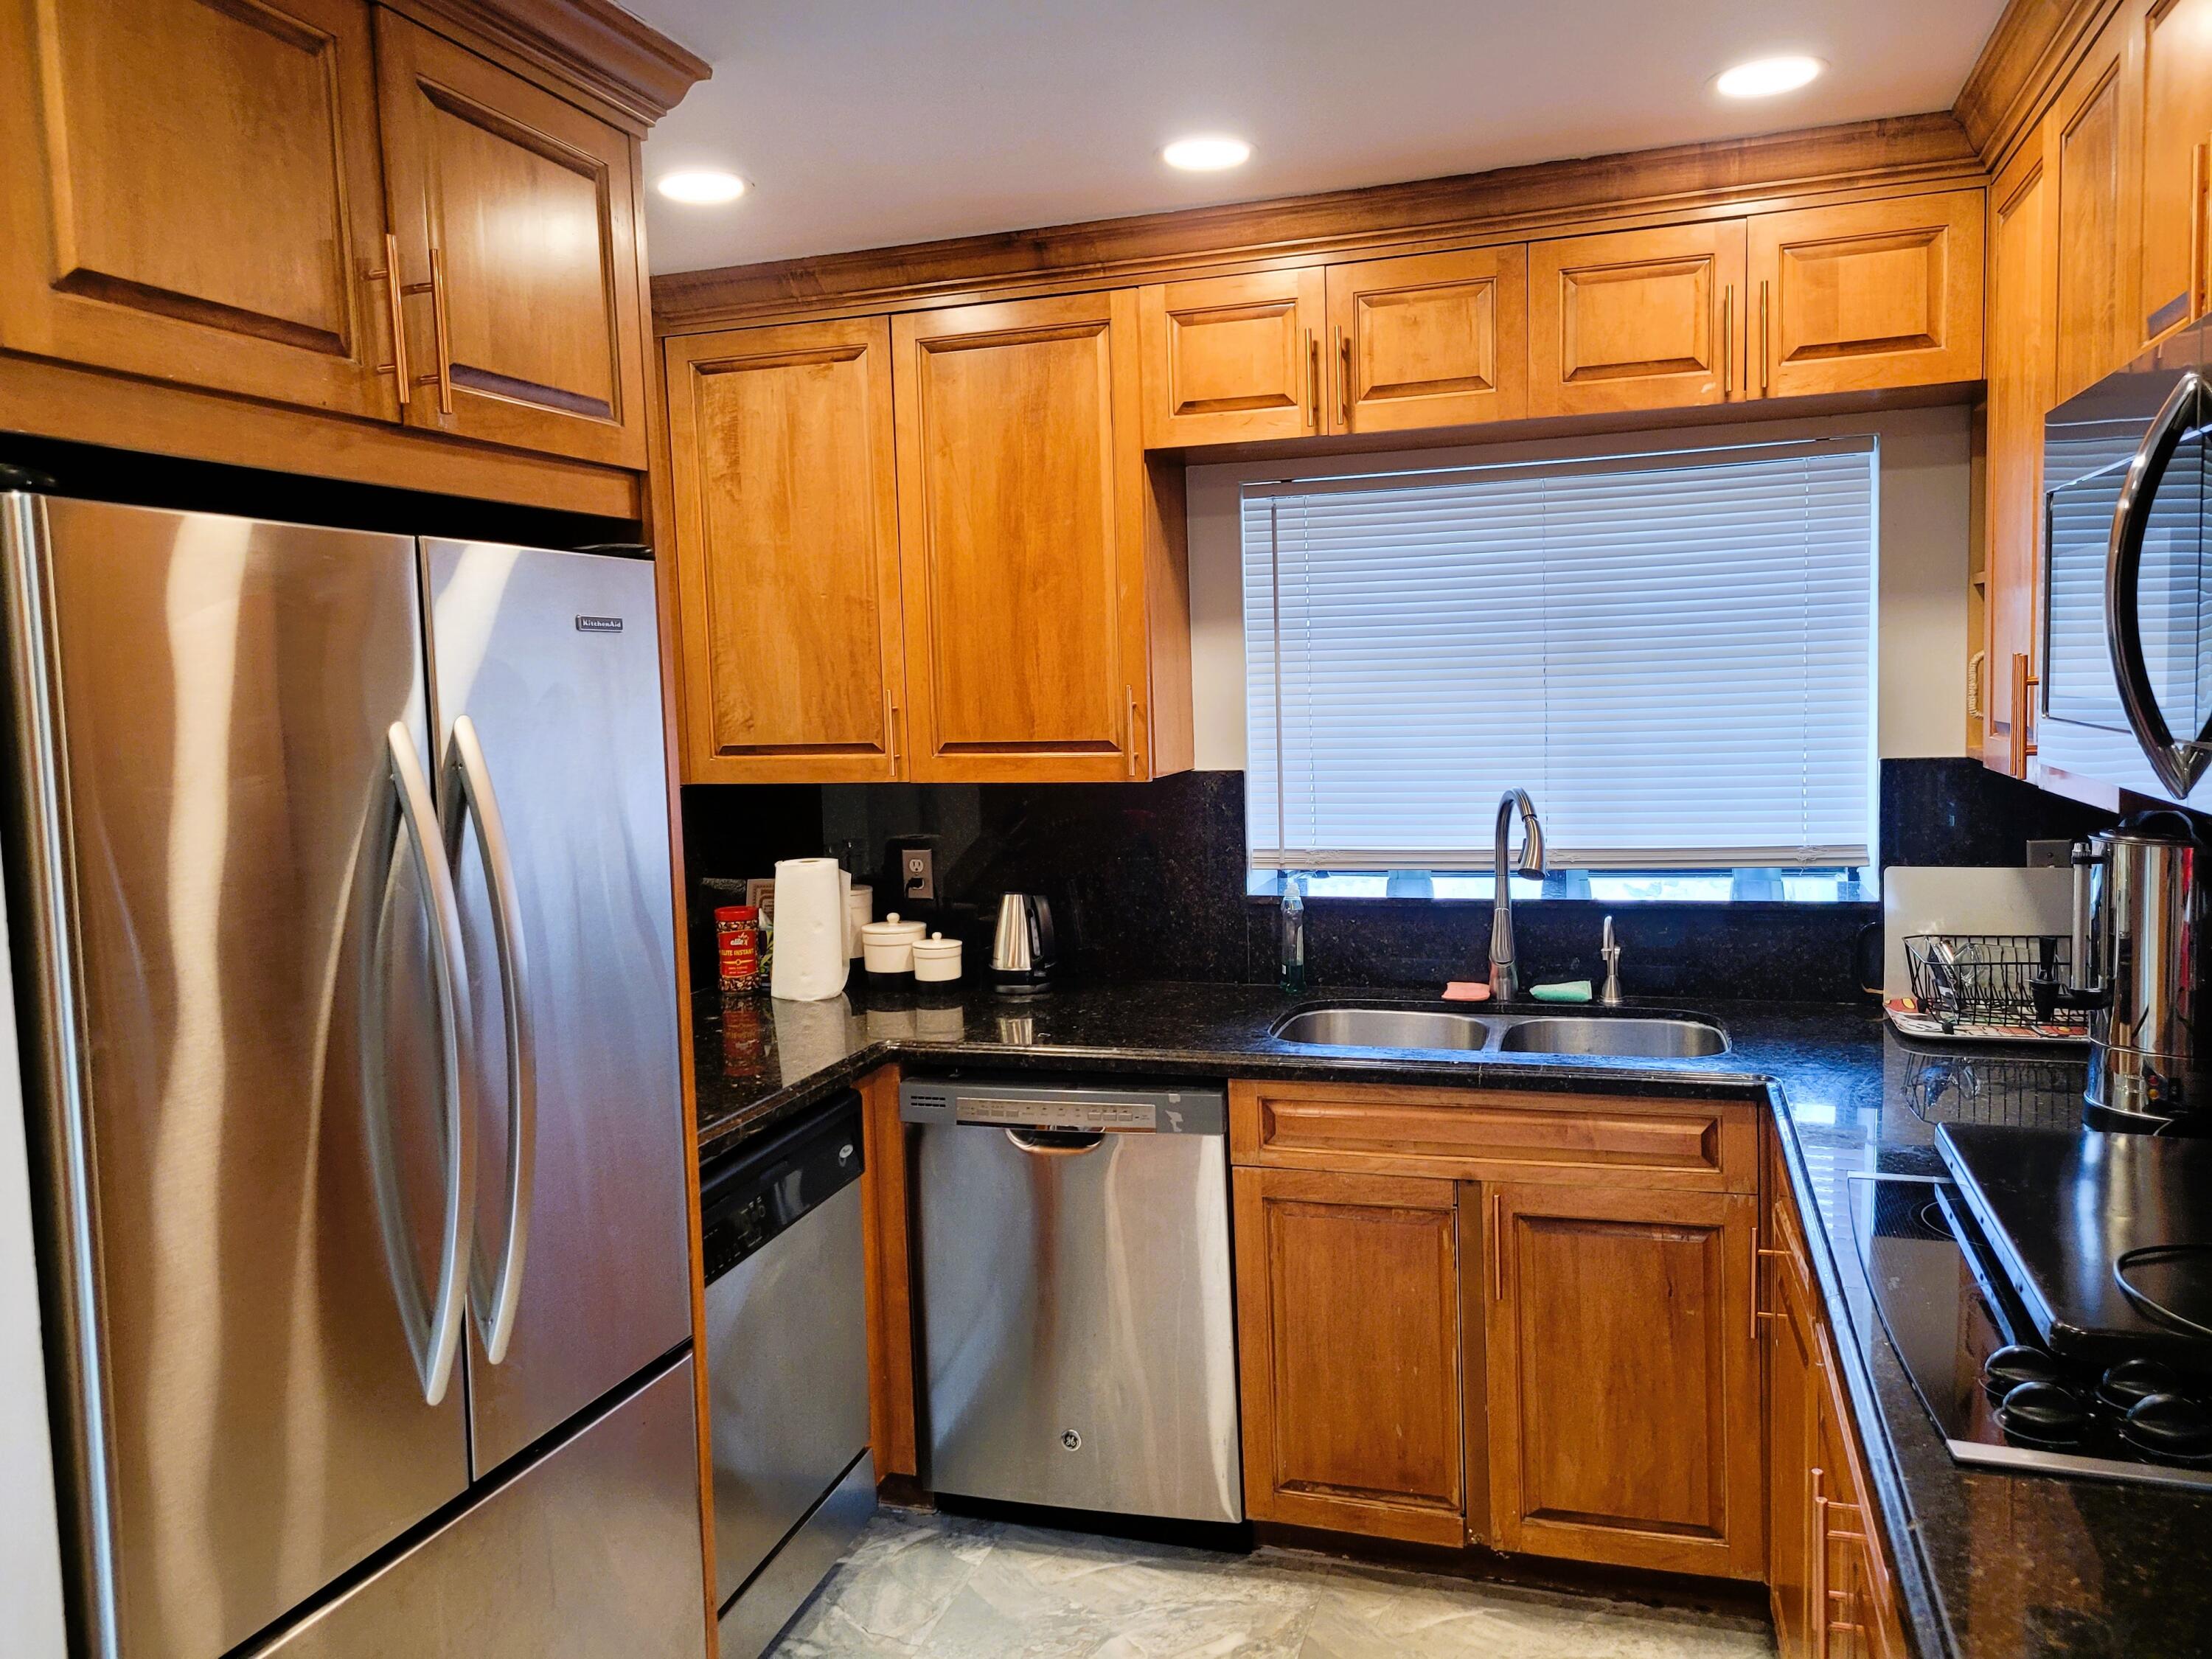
[1494,1015,1729,1058]
[1273,1006,1489,1050]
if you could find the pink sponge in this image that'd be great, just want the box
[1441,981,1491,1002]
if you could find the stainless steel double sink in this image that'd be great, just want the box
[1271,1003,1730,1060]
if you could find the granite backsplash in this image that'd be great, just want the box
[678,759,2117,999]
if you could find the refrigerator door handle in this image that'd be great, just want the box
[370,721,477,1407]
[445,714,536,1365]
[2107,368,2212,798]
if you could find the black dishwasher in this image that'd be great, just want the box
[700,1093,875,1658]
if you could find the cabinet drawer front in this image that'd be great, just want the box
[1139,268,1322,445]
[1231,1080,1755,1191]
[1233,1168,1465,1544]
[1528,222,1744,416]
[1327,246,1528,432]
[1750,191,1985,397]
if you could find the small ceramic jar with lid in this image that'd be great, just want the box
[910,931,963,983]
[859,912,928,975]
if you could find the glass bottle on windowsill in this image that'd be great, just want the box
[1279,871,1308,994]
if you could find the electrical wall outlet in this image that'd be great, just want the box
[2025,839,2075,869]
[900,846,935,902]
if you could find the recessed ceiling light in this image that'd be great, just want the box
[1716,55,1825,99]
[656,169,748,205]
[1162,135,1252,173]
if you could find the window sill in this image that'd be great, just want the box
[1247,872,1878,905]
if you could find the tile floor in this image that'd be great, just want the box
[768,1509,1775,1658]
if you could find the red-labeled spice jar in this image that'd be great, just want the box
[715,904,762,992]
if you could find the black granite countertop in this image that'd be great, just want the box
[691,979,2212,1658]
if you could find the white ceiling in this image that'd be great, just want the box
[628,1,2007,276]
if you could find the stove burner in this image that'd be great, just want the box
[1997,1380,2091,1450]
[2121,1394,2212,1466]
[1983,1343,2062,1402]
[2098,1357,2183,1415]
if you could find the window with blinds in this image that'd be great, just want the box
[1242,439,1877,878]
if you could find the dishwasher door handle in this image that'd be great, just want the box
[1004,1128,1106,1157]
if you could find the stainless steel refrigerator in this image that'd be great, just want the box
[0,494,703,1658]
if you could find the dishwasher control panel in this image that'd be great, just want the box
[900,1077,1226,1135]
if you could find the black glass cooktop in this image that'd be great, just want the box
[1935,1124,2212,1371]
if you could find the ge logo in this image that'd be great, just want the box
[1060,1430,1082,1451]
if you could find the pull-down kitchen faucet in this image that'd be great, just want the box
[1488,790,1546,1003]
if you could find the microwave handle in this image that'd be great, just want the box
[2107,369,2212,799]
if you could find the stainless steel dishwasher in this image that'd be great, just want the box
[703,1093,875,1659]
[901,1077,1241,1524]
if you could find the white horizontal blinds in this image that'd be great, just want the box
[1244,441,1876,872]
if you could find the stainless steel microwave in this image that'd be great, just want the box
[2039,316,2212,805]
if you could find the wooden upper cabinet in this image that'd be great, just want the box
[0,0,396,417]
[1985,142,2052,778]
[1528,221,1746,417]
[373,11,648,466]
[893,290,1187,783]
[2136,0,2212,344]
[2048,13,2140,406]
[1326,246,1528,432]
[1747,192,1986,397]
[1483,1181,1762,1579]
[1139,268,1324,445]
[664,318,905,783]
[1232,1167,1466,1545]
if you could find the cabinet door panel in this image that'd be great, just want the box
[1750,192,1984,397]
[375,11,647,465]
[1767,1218,1820,1658]
[0,0,394,416]
[1326,246,1527,432]
[2138,0,2212,343]
[2048,16,2139,406]
[1139,268,1323,445]
[1486,1182,1761,1576]
[1984,142,2051,776]
[1528,222,1745,416]
[893,292,1145,782]
[664,318,905,782]
[1232,1168,1464,1544]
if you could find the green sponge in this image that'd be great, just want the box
[1528,979,1593,1004]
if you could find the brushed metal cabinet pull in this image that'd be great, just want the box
[425,246,456,415]
[1759,279,1772,397]
[1338,327,1354,427]
[1304,327,1319,430]
[1125,684,1139,778]
[1490,1191,1506,1301]
[2194,139,2209,326]
[369,232,414,407]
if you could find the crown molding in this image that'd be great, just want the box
[389,0,710,128]
[1953,0,2124,167]
[654,112,1980,334]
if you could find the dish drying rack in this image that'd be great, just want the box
[1886,932,2089,1044]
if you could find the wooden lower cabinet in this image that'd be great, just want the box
[1766,1141,1909,1658]
[1482,1181,1764,1578]
[1232,1167,1466,1543]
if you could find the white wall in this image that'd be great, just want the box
[1186,403,1975,771]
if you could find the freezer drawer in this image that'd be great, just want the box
[247,1356,706,1659]
[908,1080,1242,1524]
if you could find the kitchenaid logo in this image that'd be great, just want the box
[574,615,625,633]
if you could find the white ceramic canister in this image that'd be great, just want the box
[910,931,963,983]
[845,883,873,958]
[858,912,928,975]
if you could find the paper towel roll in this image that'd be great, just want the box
[770,858,851,1001]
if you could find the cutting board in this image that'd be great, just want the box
[1881,865,2073,1001]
